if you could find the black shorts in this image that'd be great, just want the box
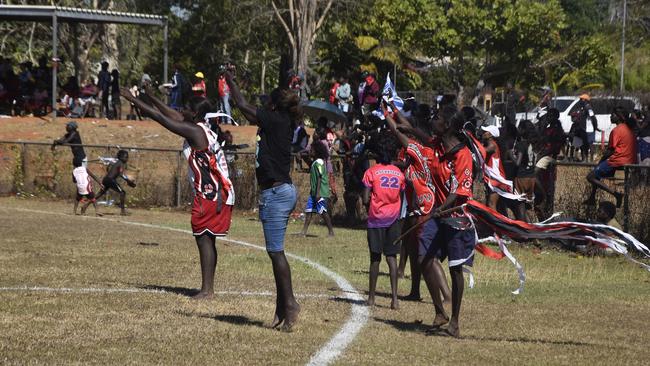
[367,220,402,256]
[102,177,124,194]
[76,192,96,202]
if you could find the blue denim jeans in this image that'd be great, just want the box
[259,183,297,252]
[221,94,231,117]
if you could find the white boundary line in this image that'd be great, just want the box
[0,206,369,366]
[0,286,331,298]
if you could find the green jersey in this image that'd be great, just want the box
[309,158,330,198]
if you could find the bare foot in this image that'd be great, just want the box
[120,210,131,216]
[366,296,375,307]
[270,312,285,329]
[96,212,103,217]
[190,292,214,300]
[431,313,449,328]
[390,299,399,310]
[328,232,335,237]
[442,322,460,338]
[281,303,301,332]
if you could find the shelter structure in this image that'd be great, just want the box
[0,5,168,120]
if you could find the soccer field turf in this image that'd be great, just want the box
[1,197,648,365]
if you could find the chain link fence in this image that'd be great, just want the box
[1,141,648,242]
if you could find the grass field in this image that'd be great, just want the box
[1,196,649,365]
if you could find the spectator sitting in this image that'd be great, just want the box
[584,107,637,207]
[79,79,99,117]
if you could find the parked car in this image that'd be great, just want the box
[515,96,640,143]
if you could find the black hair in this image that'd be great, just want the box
[188,96,213,122]
[270,88,303,127]
[547,108,560,121]
[311,140,329,160]
[314,126,327,140]
[374,131,398,164]
[599,201,616,220]
[413,103,432,134]
[117,149,128,159]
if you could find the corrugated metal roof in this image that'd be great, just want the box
[0,5,166,26]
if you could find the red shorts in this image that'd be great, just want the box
[191,195,233,236]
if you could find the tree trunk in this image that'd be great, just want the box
[272,0,333,82]
[102,1,119,74]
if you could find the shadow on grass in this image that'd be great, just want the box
[138,284,198,297]
[458,335,592,346]
[178,310,265,328]
[376,317,593,346]
[374,317,431,333]
[352,269,390,277]
[330,296,367,306]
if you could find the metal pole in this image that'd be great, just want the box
[51,14,58,123]
[163,21,168,85]
[620,0,626,93]
[20,143,26,186]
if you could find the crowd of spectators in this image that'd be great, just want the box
[0,56,128,120]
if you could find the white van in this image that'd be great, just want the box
[515,96,640,143]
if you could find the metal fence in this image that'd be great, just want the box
[1,140,648,242]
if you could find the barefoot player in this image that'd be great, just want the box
[362,133,405,309]
[120,87,234,300]
[225,71,302,331]
[94,150,136,216]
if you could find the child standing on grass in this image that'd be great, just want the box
[362,137,405,309]
[300,141,335,237]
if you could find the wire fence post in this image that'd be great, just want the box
[623,166,630,232]
[20,142,26,188]
[176,150,182,207]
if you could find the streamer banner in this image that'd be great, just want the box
[462,200,650,272]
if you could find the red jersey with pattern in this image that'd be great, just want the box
[188,123,233,202]
[397,139,435,214]
[429,138,474,208]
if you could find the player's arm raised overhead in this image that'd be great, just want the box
[224,71,258,124]
[382,103,410,149]
[142,84,184,122]
[120,88,207,150]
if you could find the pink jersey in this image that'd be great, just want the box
[362,163,405,228]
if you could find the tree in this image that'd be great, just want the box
[270,0,334,79]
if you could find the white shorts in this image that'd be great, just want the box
[73,166,91,195]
